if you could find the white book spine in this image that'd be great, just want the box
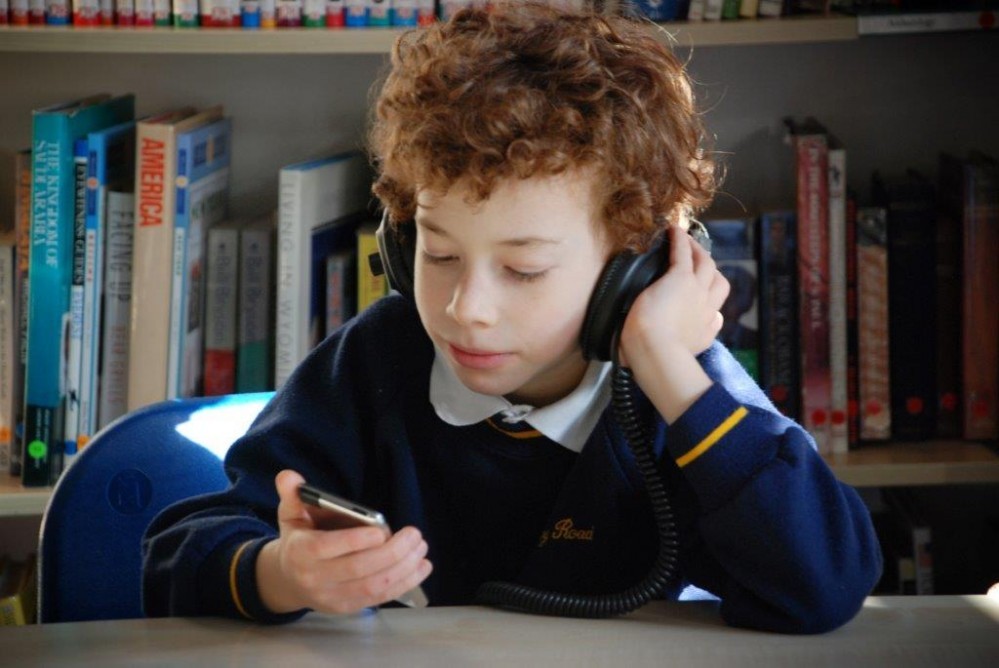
[64,147,89,465]
[166,223,187,400]
[828,146,848,454]
[686,0,705,20]
[275,170,306,390]
[98,191,134,430]
[704,0,723,20]
[758,0,783,17]
[0,242,14,472]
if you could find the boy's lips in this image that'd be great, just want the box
[448,343,511,370]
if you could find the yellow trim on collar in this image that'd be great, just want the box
[229,540,255,620]
[676,406,749,468]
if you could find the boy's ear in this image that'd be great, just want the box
[370,209,417,300]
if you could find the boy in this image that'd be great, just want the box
[143,3,881,634]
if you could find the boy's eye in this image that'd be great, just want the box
[507,267,549,283]
[421,251,457,265]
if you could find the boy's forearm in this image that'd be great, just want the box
[628,342,713,424]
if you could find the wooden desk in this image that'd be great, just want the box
[3,596,998,666]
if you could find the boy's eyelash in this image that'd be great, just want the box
[421,251,548,282]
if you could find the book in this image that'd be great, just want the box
[24,93,134,487]
[356,219,388,314]
[236,214,275,393]
[844,190,860,446]
[856,206,891,441]
[873,169,937,441]
[127,105,222,412]
[80,120,135,448]
[98,190,135,430]
[10,149,31,477]
[0,234,15,474]
[704,218,759,380]
[935,153,965,439]
[63,137,89,467]
[758,210,799,421]
[961,153,999,441]
[826,136,849,454]
[786,117,831,454]
[203,219,240,396]
[167,116,231,400]
[274,151,371,388]
[325,247,356,337]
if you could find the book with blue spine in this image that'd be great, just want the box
[80,119,135,449]
[24,93,134,486]
[704,217,760,380]
[167,116,231,399]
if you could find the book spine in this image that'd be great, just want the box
[63,138,88,467]
[795,132,831,454]
[962,159,999,440]
[204,225,239,396]
[0,240,14,474]
[934,155,963,439]
[275,170,305,389]
[758,211,799,421]
[827,144,848,454]
[845,191,860,446]
[857,207,891,441]
[325,249,355,336]
[98,191,135,430]
[237,222,274,393]
[10,151,31,476]
[24,118,69,486]
[166,138,192,400]
[129,123,174,410]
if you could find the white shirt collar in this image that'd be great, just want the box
[429,348,611,453]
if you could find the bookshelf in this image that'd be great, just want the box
[1,14,998,585]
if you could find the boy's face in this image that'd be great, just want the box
[414,171,611,407]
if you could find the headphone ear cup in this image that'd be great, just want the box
[580,239,669,362]
[373,211,417,300]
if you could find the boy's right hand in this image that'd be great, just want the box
[256,470,432,615]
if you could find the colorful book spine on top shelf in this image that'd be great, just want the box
[874,169,937,442]
[167,116,231,400]
[24,93,134,487]
[785,117,831,454]
[81,120,135,446]
[704,217,759,380]
[274,150,370,388]
[758,210,799,421]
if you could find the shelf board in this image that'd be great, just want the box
[0,16,859,55]
[0,472,51,517]
[824,440,999,487]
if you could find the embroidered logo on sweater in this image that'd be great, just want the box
[538,517,594,547]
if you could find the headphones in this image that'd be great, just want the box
[369,210,710,363]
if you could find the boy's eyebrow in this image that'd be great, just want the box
[416,218,562,247]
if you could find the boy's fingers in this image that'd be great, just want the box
[323,527,424,580]
[275,469,310,525]
[669,226,693,272]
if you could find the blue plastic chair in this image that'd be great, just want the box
[37,392,273,623]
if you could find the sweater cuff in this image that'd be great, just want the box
[666,382,777,511]
[216,537,308,625]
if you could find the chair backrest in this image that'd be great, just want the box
[37,392,273,623]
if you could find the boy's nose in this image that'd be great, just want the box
[446,271,498,327]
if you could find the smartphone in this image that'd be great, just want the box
[297,483,429,609]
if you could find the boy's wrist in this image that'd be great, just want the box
[628,341,713,425]
[256,538,305,615]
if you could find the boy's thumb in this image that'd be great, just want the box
[274,469,308,524]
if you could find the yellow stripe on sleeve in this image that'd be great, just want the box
[229,540,255,620]
[676,406,749,468]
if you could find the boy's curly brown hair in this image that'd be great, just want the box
[368,2,716,252]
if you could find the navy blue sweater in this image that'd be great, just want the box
[142,295,881,634]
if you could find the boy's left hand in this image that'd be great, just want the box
[616,225,729,423]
